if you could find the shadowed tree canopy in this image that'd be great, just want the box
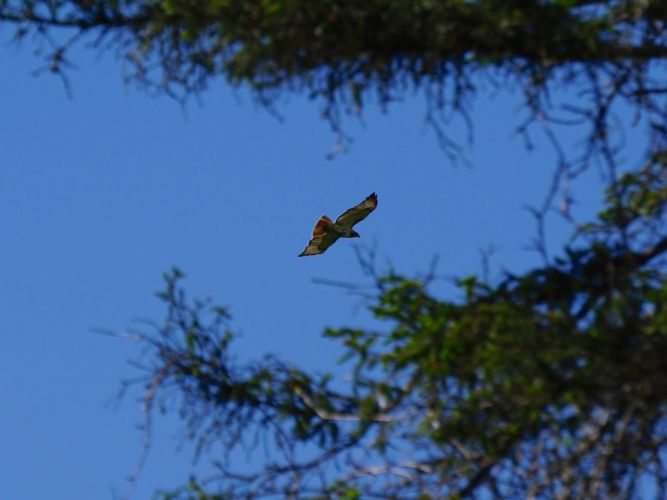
[2,0,667,155]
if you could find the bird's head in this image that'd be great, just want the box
[351,230,360,238]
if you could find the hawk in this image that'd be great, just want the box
[299,192,378,257]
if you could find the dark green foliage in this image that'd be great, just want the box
[3,1,667,154]
[130,159,666,498]
[2,0,664,94]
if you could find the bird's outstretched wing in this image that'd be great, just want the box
[298,215,340,256]
[334,192,378,228]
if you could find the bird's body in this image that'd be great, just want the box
[329,222,360,238]
[299,193,378,257]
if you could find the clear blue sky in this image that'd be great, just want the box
[1,43,617,498]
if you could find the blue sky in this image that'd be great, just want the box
[0,43,619,498]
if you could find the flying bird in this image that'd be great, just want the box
[299,192,378,257]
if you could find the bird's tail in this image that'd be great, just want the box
[312,215,333,236]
